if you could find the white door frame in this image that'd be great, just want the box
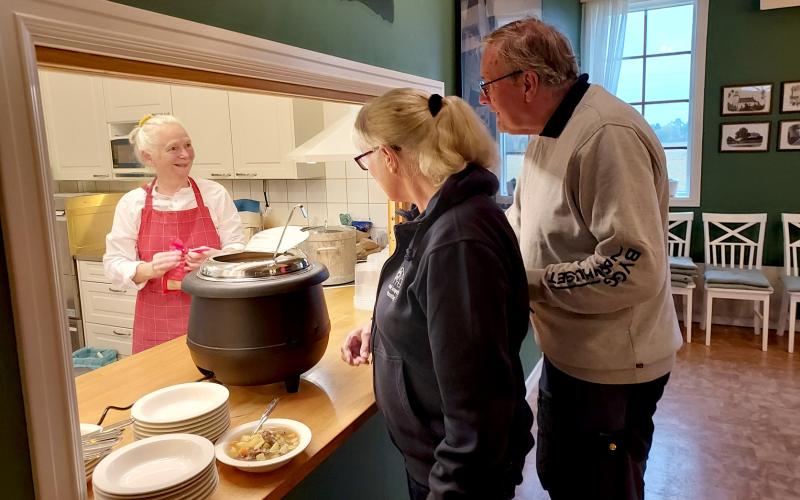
[0,1,443,497]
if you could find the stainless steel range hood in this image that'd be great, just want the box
[287,107,360,163]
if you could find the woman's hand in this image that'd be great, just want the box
[341,321,373,366]
[149,250,183,277]
[184,247,218,271]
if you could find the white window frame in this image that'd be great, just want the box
[620,0,708,206]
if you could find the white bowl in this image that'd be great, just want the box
[132,382,229,425]
[214,419,311,473]
[92,434,214,496]
[133,406,229,433]
[80,423,103,436]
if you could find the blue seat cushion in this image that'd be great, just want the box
[781,275,800,293]
[669,256,697,271]
[705,267,773,290]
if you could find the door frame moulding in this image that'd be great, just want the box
[0,1,443,498]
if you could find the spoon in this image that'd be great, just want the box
[251,397,280,436]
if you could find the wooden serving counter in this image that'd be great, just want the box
[76,287,374,499]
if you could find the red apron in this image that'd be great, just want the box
[132,177,221,354]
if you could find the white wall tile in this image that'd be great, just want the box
[77,181,97,192]
[325,179,347,203]
[367,179,388,204]
[232,180,252,200]
[265,202,288,228]
[109,181,138,192]
[347,203,370,221]
[306,180,327,202]
[327,203,348,225]
[267,180,288,203]
[58,181,78,193]
[286,180,308,203]
[249,179,265,197]
[345,159,368,179]
[346,178,369,203]
[95,181,110,192]
[369,203,389,228]
[325,161,346,179]
[305,202,327,226]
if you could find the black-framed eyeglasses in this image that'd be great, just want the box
[354,145,400,171]
[479,69,523,98]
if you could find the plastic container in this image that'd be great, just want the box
[353,248,390,310]
[72,347,118,369]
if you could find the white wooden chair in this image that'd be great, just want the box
[776,213,800,353]
[700,213,773,351]
[668,212,696,342]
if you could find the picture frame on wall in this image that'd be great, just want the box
[777,120,800,151]
[780,81,800,113]
[719,122,771,153]
[721,84,772,116]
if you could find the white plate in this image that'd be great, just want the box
[92,434,214,496]
[132,382,229,425]
[133,406,229,433]
[214,419,311,473]
[135,419,230,442]
[94,462,215,500]
[80,423,103,436]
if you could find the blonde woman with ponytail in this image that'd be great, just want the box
[103,114,244,354]
[341,88,534,499]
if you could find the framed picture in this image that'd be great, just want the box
[777,120,800,151]
[780,81,800,113]
[719,122,770,153]
[721,84,772,116]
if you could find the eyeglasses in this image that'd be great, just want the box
[479,69,523,98]
[354,145,400,171]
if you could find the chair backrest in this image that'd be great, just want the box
[782,213,800,277]
[667,212,694,257]
[702,213,767,269]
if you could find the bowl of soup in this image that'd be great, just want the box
[214,418,311,473]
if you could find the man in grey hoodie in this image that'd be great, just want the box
[480,17,683,500]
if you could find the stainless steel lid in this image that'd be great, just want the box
[197,249,309,281]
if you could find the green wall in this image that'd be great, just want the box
[542,0,582,60]
[675,0,800,266]
[0,222,35,499]
[110,0,458,94]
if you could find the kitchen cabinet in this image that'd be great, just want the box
[38,69,113,181]
[229,91,325,179]
[171,84,235,180]
[103,77,172,123]
[77,260,135,357]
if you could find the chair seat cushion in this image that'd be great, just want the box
[705,267,773,290]
[780,275,800,293]
[670,273,695,284]
[669,256,697,271]
[671,280,694,289]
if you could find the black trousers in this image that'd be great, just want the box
[536,357,669,500]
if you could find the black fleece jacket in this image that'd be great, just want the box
[372,164,534,499]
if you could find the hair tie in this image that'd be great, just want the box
[428,94,443,117]
[138,114,153,127]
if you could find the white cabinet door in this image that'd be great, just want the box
[103,78,172,123]
[229,91,296,179]
[79,280,137,329]
[38,69,113,181]
[171,85,235,181]
[83,322,132,356]
[77,260,109,283]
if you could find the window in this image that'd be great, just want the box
[616,0,707,205]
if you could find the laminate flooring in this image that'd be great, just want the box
[516,324,800,500]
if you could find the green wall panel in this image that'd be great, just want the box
[675,0,800,266]
[542,0,582,59]
[110,0,457,94]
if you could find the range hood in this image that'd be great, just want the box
[287,107,360,163]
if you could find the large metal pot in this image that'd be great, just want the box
[182,249,330,393]
[299,225,356,285]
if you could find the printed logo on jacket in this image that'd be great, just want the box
[387,266,405,301]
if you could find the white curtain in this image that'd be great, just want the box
[581,0,629,94]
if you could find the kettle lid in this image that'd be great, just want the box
[197,249,309,281]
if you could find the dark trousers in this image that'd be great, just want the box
[536,357,669,500]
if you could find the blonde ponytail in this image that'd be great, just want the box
[128,114,185,164]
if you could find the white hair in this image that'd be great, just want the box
[128,114,186,164]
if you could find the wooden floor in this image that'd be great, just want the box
[517,324,800,500]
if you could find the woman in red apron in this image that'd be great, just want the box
[103,114,245,353]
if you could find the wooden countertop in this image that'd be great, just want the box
[76,287,374,499]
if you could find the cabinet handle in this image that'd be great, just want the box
[236,173,258,177]
[108,287,125,293]
[93,174,110,178]
[210,173,232,178]
[112,329,131,337]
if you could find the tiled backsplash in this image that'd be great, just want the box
[55,161,389,233]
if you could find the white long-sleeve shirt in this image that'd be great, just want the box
[103,178,246,290]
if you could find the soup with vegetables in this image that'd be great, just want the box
[228,426,300,461]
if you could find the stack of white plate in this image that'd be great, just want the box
[92,434,218,500]
[131,382,230,442]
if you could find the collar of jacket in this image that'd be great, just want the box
[540,73,590,138]
[394,163,499,261]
